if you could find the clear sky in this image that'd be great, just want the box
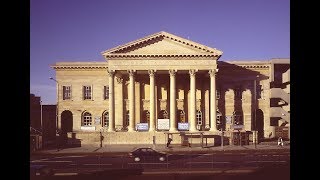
[30,0,290,105]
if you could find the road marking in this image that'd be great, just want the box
[31,158,50,162]
[245,160,287,163]
[31,160,72,163]
[55,155,85,158]
[128,162,170,165]
[83,164,112,166]
[186,161,230,164]
[143,169,256,174]
[54,172,78,176]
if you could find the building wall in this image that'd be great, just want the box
[30,94,41,130]
[51,59,291,145]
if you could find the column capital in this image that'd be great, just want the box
[116,77,123,84]
[107,69,115,76]
[148,69,156,77]
[189,69,198,76]
[208,69,218,77]
[169,69,177,76]
[127,70,136,76]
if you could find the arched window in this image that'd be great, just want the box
[158,110,168,119]
[233,111,243,125]
[142,110,150,123]
[196,110,202,130]
[103,112,109,127]
[178,110,185,123]
[82,112,92,126]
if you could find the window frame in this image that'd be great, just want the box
[62,85,72,100]
[83,85,92,100]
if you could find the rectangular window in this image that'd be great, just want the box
[83,86,92,100]
[63,86,71,100]
[104,86,109,99]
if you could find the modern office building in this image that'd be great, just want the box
[50,31,290,146]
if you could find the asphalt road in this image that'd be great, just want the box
[30,150,290,175]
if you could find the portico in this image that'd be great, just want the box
[102,31,222,133]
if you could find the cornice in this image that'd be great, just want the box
[51,62,108,70]
[105,54,218,58]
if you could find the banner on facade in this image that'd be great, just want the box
[226,116,232,124]
[94,116,101,125]
[178,123,189,130]
[80,126,96,131]
[136,123,149,131]
[157,119,169,130]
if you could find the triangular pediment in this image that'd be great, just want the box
[101,31,223,57]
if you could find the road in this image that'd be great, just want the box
[30,150,290,175]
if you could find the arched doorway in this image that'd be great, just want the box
[255,109,264,141]
[61,110,73,146]
[61,110,73,133]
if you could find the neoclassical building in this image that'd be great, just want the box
[51,31,290,146]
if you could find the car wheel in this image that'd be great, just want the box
[134,157,140,162]
[159,156,165,161]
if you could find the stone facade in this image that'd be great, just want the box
[51,31,290,145]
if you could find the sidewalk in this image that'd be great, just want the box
[31,142,290,156]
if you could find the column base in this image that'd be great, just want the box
[209,128,218,132]
[169,128,178,132]
[149,128,155,132]
[128,127,135,132]
[189,128,198,132]
[107,128,115,132]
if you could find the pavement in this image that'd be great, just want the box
[31,141,290,156]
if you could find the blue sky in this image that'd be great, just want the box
[30,0,290,105]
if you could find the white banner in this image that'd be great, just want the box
[157,119,170,130]
[80,126,96,131]
[178,123,189,130]
[136,123,149,131]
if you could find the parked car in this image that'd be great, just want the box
[128,147,167,162]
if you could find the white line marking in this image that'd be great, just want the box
[54,173,78,176]
[245,160,287,163]
[128,163,169,165]
[31,160,72,163]
[186,162,230,164]
[83,164,112,166]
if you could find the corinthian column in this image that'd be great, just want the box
[209,69,218,132]
[148,69,156,132]
[169,69,178,132]
[128,70,136,132]
[189,69,198,132]
[107,69,115,132]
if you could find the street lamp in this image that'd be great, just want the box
[40,100,43,136]
[254,75,259,149]
[49,77,59,133]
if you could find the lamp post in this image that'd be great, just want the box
[49,77,59,133]
[254,75,259,149]
[40,100,43,136]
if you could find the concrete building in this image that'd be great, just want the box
[50,31,290,146]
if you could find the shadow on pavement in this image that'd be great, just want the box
[30,164,289,180]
